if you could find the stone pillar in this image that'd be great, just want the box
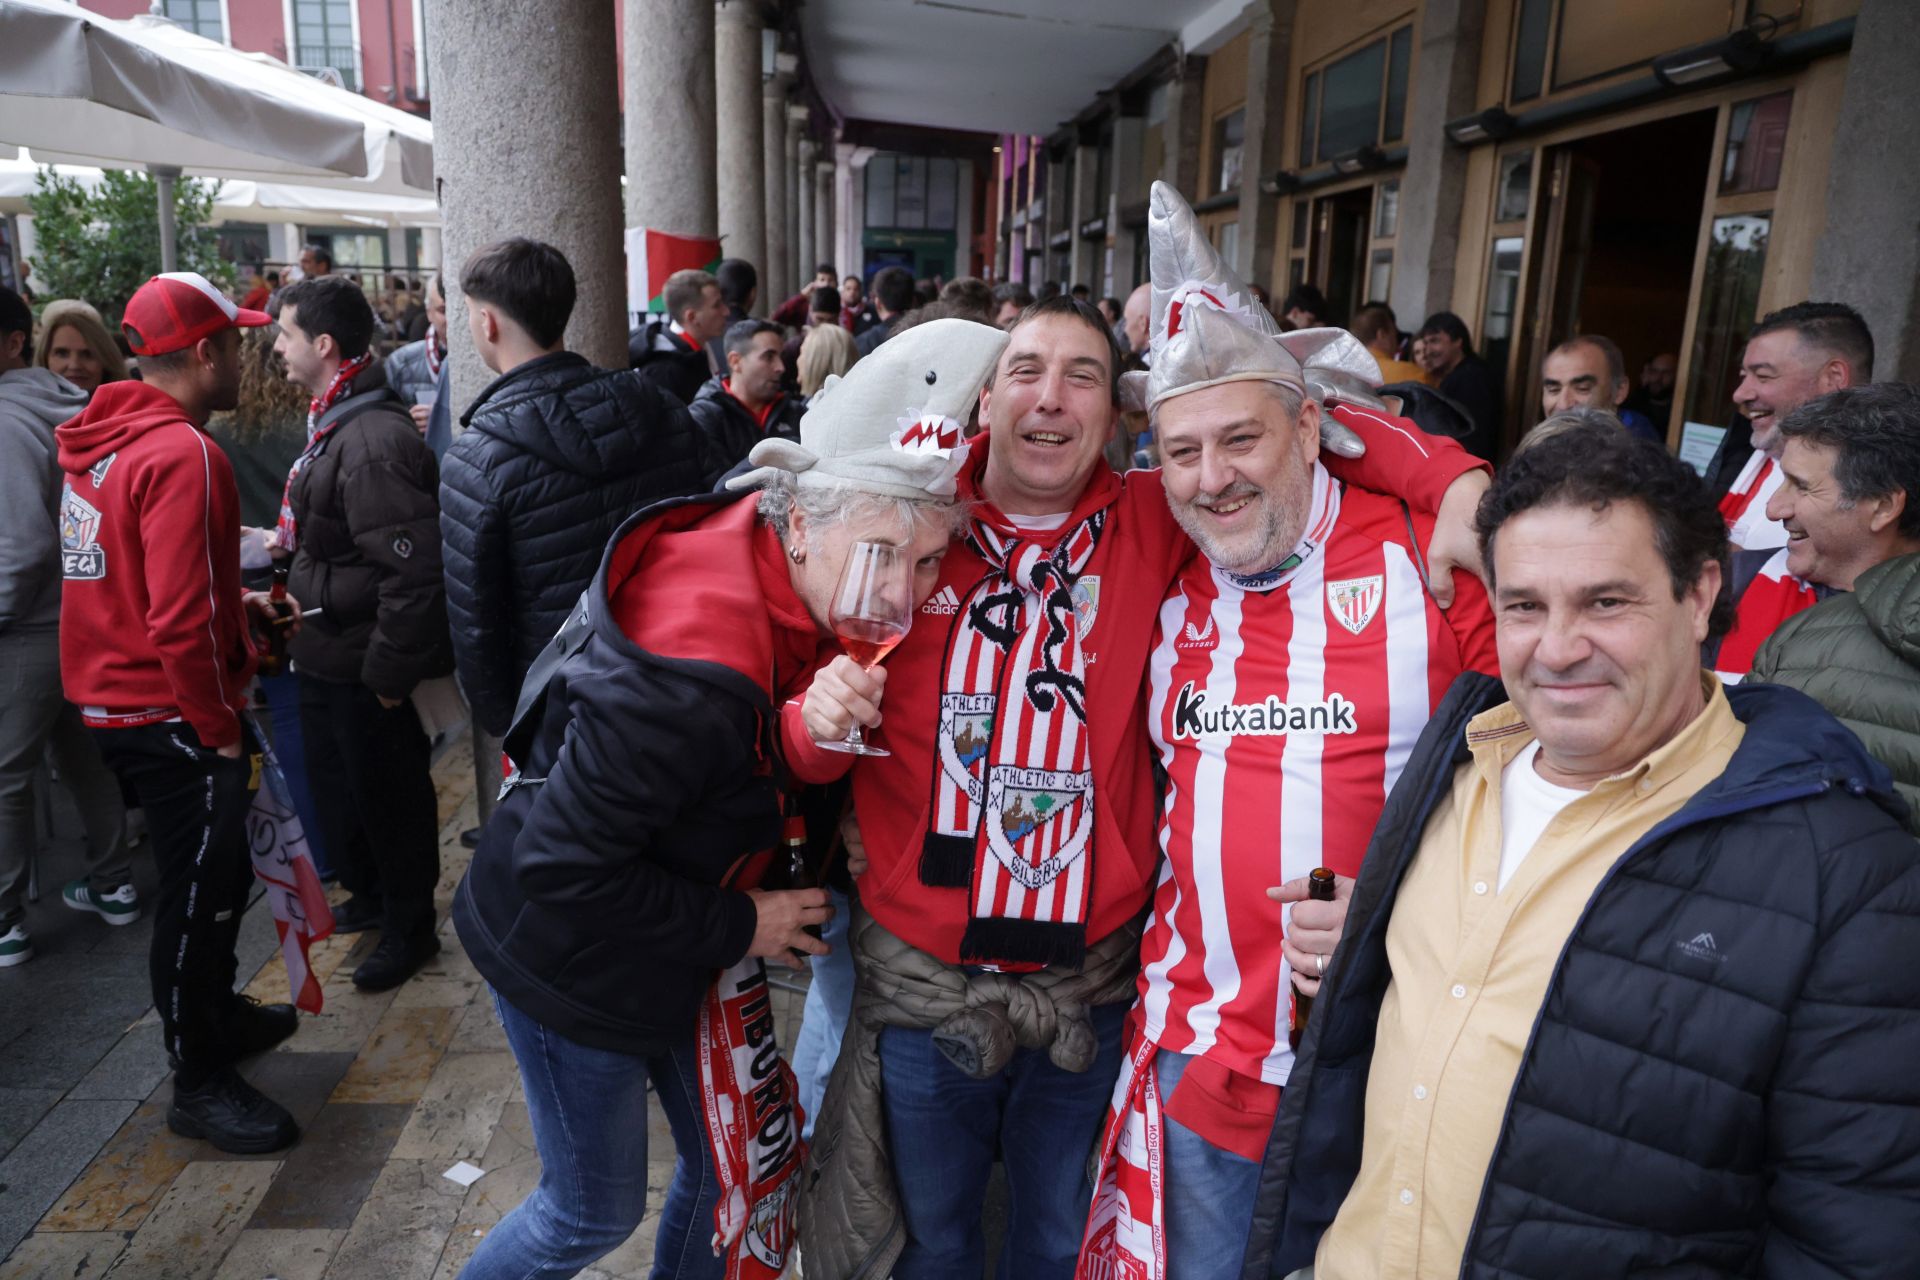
[763,72,792,311]
[1069,140,1099,289]
[418,225,443,272]
[1044,142,1071,284]
[269,222,302,270]
[813,159,834,277]
[1390,0,1486,327]
[1812,0,1920,381]
[385,226,409,277]
[715,0,766,298]
[1162,54,1208,200]
[834,143,859,282]
[624,0,717,239]
[1109,115,1145,294]
[955,158,976,279]
[429,0,626,405]
[786,106,807,290]
[1236,0,1296,288]
[797,135,816,285]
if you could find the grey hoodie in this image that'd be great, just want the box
[0,367,90,635]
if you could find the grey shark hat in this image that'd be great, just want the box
[1124,180,1387,417]
[728,316,1010,501]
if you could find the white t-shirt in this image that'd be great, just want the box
[1497,740,1589,892]
[1009,510,1071,534]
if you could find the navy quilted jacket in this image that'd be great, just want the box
[1243,674,1920,1280]
[439,352,709,735]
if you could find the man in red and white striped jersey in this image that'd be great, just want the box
[1076,186,1499,1280]
[1713,303,1873,678]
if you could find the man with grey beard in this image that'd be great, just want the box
[1078,182,1499,1278]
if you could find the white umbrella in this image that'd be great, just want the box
[0,0,382,267]
[0,150,440,228]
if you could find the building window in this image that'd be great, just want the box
[1720,92,1792,195]
[1213,109,1246,195]
[1373,179,1400,239]
[292,0,359,92]
[163,0,224,41]
[1496,151,1534,222]
[865,155,959,231]
[1511,0,1729,102]
[1685,214,1771,426]
[1299,25,1414,167]
[1481,236,1525,387]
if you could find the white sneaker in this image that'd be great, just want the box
[0,922,31,967]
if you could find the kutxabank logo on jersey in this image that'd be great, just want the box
[1170,681,1358,740]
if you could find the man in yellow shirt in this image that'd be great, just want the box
[1240,428,1920,1280]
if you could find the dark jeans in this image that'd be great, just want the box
[460,988,722,1280]
[92,720,257,1074]
[879,998,1128,1280]
[0,630,129,925]
[297,675,439,937]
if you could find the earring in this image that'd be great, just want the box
[789,546,805,564]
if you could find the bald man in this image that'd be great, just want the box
[1123,283,1151,359]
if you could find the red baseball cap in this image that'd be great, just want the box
[121,272,272,356]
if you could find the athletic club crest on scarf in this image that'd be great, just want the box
[923,478,1116,968]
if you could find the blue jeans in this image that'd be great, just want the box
[461,989,722,1280]
[1159,1049,1266,1277]
[790,886,853,1140]
[879,999,1126,1280]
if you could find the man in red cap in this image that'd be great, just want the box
[56,272,303,1153]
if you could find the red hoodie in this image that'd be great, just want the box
[56,381,256,750]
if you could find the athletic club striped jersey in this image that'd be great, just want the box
[1720,452,1787,551]
[1139,464,1498,1085]
[1714,546,1822,683]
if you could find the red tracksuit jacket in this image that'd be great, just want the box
[56,381,256,750]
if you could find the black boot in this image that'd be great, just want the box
[330,894,382,934]
[167,1066,299,1153]
[220,994,299,1060]
[351,929,441,992]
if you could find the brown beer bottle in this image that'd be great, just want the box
[1288,867,1339,1049]
[764,814,822,955]
[256,562,294,676]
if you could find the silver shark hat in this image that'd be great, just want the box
[728,316,1009,501]
[1124,180,1386,422]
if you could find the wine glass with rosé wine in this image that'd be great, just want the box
[819,540,913,756]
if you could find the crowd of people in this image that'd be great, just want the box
[0,167,1916,1280]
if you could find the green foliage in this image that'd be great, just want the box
[26,168,225,326]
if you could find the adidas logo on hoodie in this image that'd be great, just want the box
[922,585,962,616]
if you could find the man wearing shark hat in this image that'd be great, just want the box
[791,182,1498,1278]
[1075,183,1500,1279]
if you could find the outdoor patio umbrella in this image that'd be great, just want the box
[0,0,375,267]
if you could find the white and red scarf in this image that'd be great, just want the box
[922,497,1111,968]
[1079,1033,1167,1280]
[425,336,444,380]
[275,350,374,554]
[242,715,335,1012]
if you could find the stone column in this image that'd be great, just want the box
[1390,0,1486,327]
[624,0,717,239]
[1044,141,1071,284]
[1109,115,1145,294]
[786,105,807,290]
[269,222,303,270]
[1812,0,1920,381]
[1162,54,1208,199]
[813,159,834,277]
[1069,139,1099,289]
[418,225,443,272]
[428,0,626,397]
[797,135,816,286]
[715,0,766,297]
[763,72,792,311]
[1236,0,1296,287]
[385,226,409,277]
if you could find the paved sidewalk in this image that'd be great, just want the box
[0,738,806,1280]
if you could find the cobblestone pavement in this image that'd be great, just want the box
[0,738,807,1279]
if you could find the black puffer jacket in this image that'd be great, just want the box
[628,319,713,406]
[685,376,806,488]
[439,352,710,736]
[286,360,452,697]
[1244,674,1920,1280]
[452,494,813,1055]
